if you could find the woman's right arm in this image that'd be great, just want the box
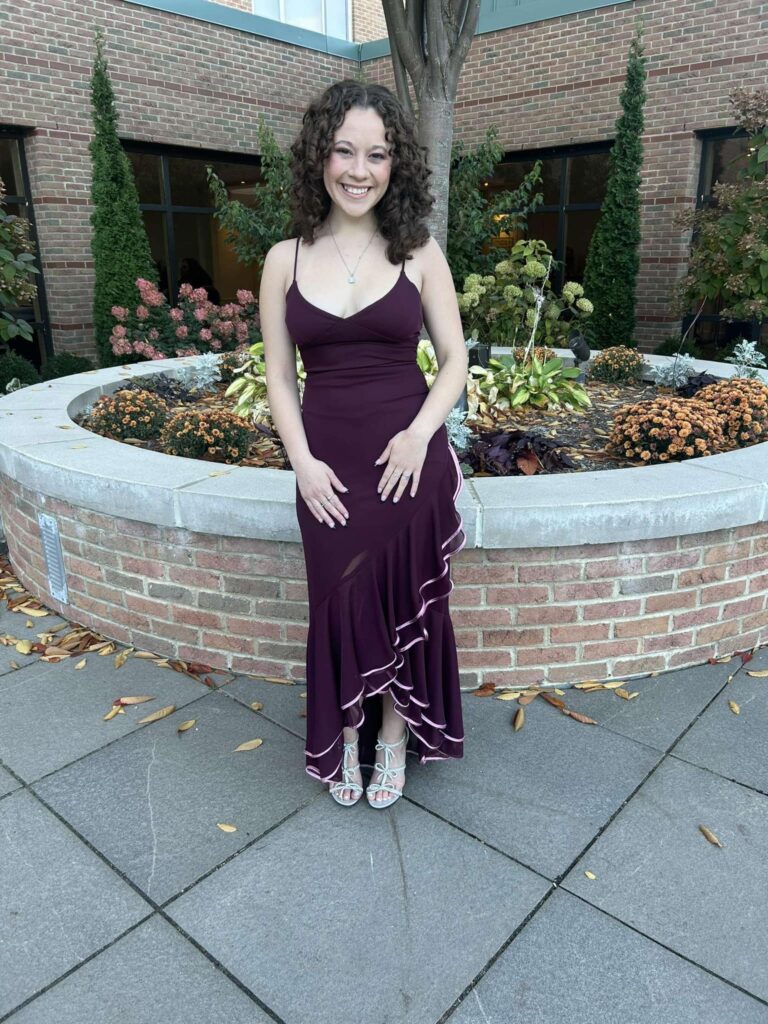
[259,242,314,471]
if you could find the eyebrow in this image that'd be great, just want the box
[334,139,389,151]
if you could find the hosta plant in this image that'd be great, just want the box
[469,351,592,412]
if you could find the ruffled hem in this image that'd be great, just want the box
[304,443,467,784]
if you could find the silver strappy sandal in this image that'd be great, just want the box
[329,739,364,806]
[366,725,409,809]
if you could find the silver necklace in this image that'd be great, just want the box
[328,223,379,284]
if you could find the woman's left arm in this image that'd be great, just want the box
[406,235,469,442]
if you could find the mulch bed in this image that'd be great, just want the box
[76,378,667,474]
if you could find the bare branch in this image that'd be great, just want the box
[383,0,425,85]
[383,2,415,116]
[447,0,481,80]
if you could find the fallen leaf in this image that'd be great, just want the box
[114,647,133,668]
[513,706,525,731]
[17,605,52,617]
[217,823,237,833]
[554,688,566,695]
[134,651,164,660]
[563,709,597,725]
[138,704,175,724]
[262,675,295,685]
[473,682,497,697]
[9,660,20,670]
[75,658,87,669]
[98,643,116,656]
[15,640,32,655]
[177,719,196,732]
[25,619,33,628]
[250,701,264,712]
[746,669,768,677]
[517,690,541,706]
[234,738,263,751]
[541,693,566,709]
[115,695,155,706]
[615,688,633,700]
[601,680,627,690]
[699,824,724,848]
[495,691,522,701]
[584,870,597,880]
[103,706,121,721]
[728,700,740,715]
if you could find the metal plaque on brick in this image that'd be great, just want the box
[37,512,69,604]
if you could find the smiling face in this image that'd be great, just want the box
[322,105,393,216]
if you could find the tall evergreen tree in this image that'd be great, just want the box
[581,25,647,348]
[89,27,157,366]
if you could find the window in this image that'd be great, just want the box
[684,128,759,353]
[482,142,612,291]
[124,143,264,307]
[0,130,52,371]
[253,0,349,39]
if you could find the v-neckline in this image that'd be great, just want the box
[289,268,418,322]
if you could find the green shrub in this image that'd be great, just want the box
[0,351,40,391]
[160,409,252,463]
[652,335,702,358]
[88,388,168,440]
[41,353,95,381]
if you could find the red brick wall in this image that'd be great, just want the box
[364,0,766,347]
[351,0,387,42]
[1,0,764,357]
[3,475,767,683]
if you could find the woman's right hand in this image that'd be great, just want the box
[295,456,350,528]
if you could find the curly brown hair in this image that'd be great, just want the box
[289,79,434,265]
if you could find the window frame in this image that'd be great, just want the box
[122,139,263,304]
[492,139,613,291]
[682,125,758,348]
[0,127,54,368]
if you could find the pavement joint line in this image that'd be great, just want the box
[8,682,216,790]
[666,750,768,800]
[560,888,768,1010]
[0,912,156,1024]
[401,793,558,886]
[153,911,290,1024]
[218,680,306,742]
[434,885,558,1024]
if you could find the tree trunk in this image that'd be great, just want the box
[382,0,481,252]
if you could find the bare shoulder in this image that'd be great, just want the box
[262,238,298,294]
[408,234,446,290]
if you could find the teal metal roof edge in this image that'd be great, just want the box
[121,0,635,59]
[121,0,361,58]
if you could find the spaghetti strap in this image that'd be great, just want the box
[293,237,300,284]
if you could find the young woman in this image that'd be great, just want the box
[259,79,468,808]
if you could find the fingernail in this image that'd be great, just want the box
[393,498,398,503]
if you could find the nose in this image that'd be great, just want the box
[350,152,368,178]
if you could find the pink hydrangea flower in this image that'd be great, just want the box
[136,305,149,321]
[175,325,189,339]
[170,308,183,322]
[236,289,255,306]
[199,328,212,342]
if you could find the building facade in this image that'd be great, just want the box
[0,0,763,367]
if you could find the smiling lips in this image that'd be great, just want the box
[341,183,372,198]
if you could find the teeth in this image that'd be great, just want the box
[342,184,370,195]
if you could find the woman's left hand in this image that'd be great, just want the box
[374,429,429,502]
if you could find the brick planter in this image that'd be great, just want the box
[1,355,768,686]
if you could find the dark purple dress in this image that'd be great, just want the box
[285,236,466,784]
